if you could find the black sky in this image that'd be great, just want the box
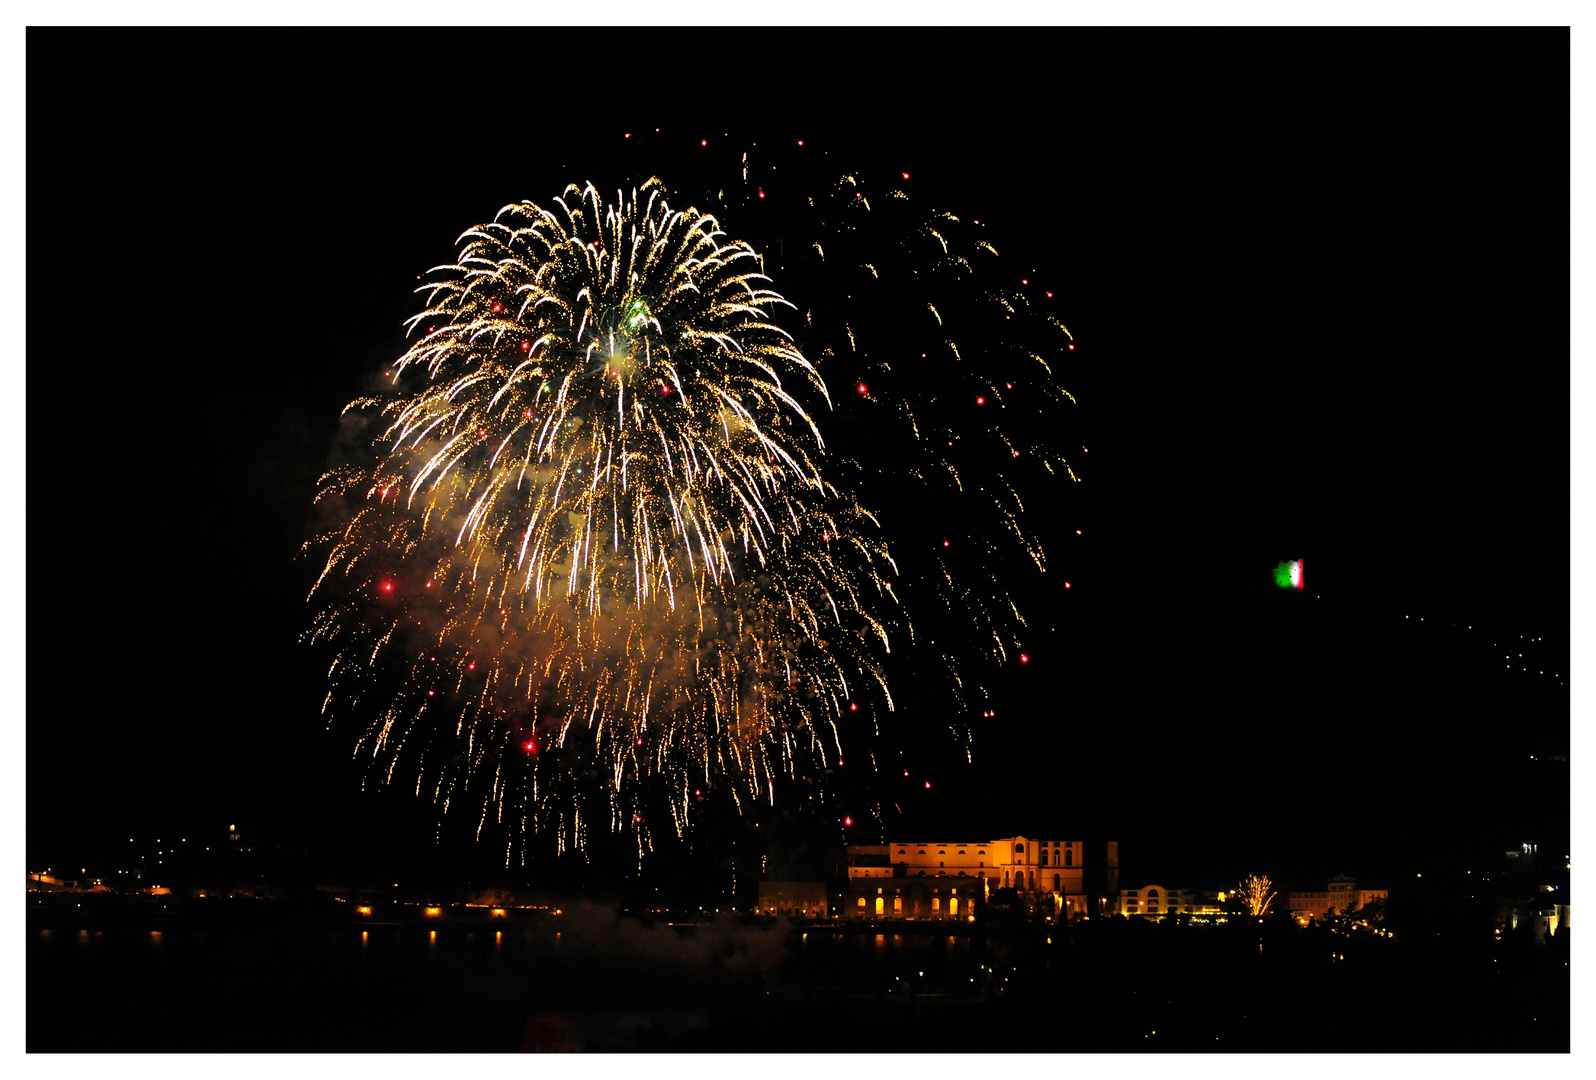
[26,28,1569,890]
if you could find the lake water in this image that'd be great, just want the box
[27,904,1568,1052]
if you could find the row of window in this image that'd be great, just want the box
[890,853,1077,868]
[857,896,967,915]
[999,872,1066,892]
[889,843,1078,866]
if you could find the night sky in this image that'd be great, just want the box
[26,28,1569,895]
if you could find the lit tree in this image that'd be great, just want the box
[1238,874,1276,916]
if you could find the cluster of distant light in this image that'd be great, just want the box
[1401,614,1563,685]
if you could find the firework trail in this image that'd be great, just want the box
[711,148,1085,766]
[306,179,897,859]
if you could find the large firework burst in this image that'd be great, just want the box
[306,179,896,859]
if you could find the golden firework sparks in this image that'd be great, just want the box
[306,180,896,860]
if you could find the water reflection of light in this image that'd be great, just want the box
[429,930,437,946]
[150,931,163,944]
[361,930,369,947]
[495,930,502,949]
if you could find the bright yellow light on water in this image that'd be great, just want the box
[357,906,372,915]
[425,907,442,917]
[491,908,507,917]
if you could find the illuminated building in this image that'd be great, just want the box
[1286,875,1386,921]
[1509,899,1567,945]
[1114,885,1215,916]
[845,836,1111,919]
[1286,890,1337,920]
[756,881,829,918]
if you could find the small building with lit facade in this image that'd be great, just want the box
[1115,885,1217,917]
[1506,884,1569,945]
[846,836,1107,920]
[1287,875,1386,922]
[756,881,829,918]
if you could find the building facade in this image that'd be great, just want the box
[845,836,1106,920]
[1115,885,1218,916]
[756,881,829,918]
[1286,876,1387,921]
